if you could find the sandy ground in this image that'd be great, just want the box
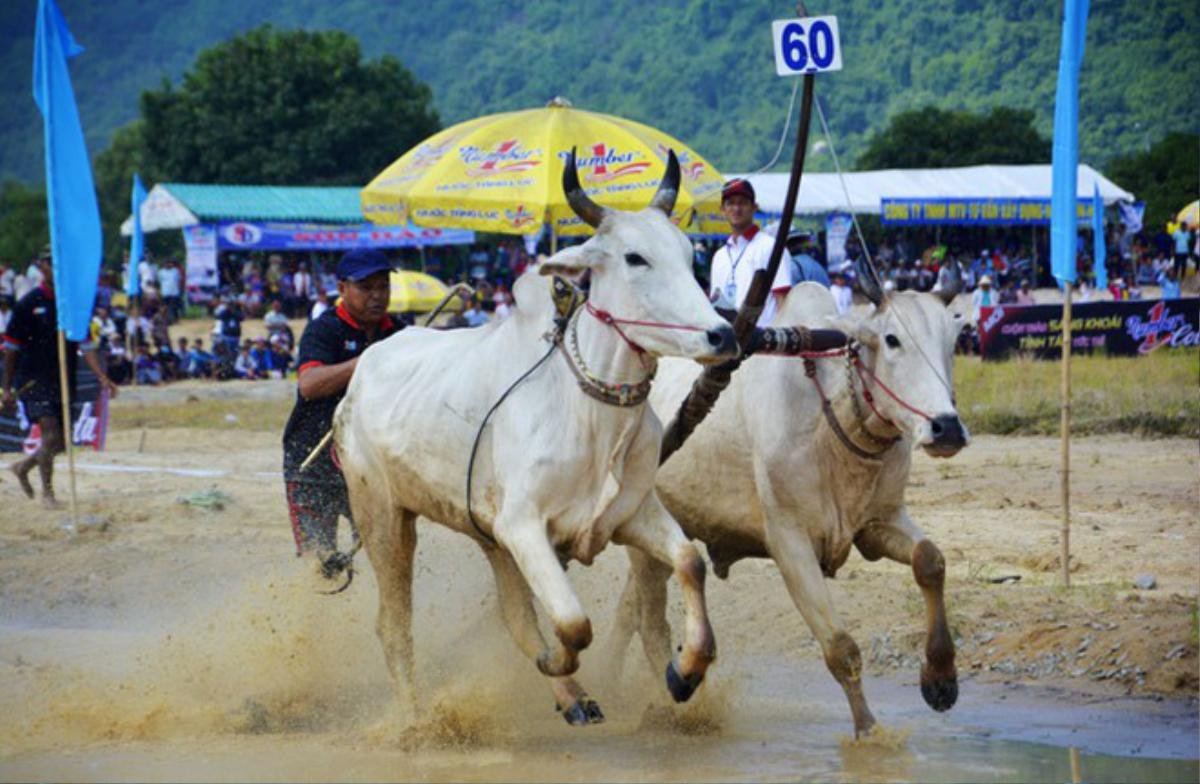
[0,380,1196,781]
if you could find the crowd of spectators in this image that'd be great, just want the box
[2,217,1194,384]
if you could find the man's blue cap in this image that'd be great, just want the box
[336,248,393,282]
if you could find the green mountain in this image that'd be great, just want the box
[2,0,1196,185]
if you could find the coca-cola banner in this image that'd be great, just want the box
[0,367,108,453]
[978,298,1200,360]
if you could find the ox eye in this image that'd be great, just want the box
[885,334,901,349]
[624,252,650,268]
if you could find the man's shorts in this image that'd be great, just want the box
[20,387,63,422]
[285,478,352,556]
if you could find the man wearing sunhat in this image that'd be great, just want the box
[2,250,119,508]
[708,178,792,326]
[281,248,401,572]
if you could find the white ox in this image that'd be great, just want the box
[607,268,968,736]
[334,152,737,724]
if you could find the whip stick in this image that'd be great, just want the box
[659,68,816,465]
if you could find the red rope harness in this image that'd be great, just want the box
[584,301,707,356]
[851,352,934,423]
[800,344,934,425]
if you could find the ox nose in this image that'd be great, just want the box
[705,324,738,356]
[930,414,966,449]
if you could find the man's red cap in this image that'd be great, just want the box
[721,178,756,204]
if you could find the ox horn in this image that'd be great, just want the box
[936,259,962,306]
[649,149,681,216]
[855,256,885,308]
[563,147,608,228]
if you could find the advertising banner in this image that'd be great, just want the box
[826,212,853,268]
[183,224,219,299]
[215,221,475,252]
[881,197,1096,226]
[978,298,1200,360]
[0,366,108,453]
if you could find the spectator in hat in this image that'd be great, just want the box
[970,274,995,324]
[1015,279,1037,306]
[708,178,792,325]
[785,232,830,287]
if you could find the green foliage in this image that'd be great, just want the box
[1106,132,1200,231]
[0,180,48,266]
[138,25,439,186]
[858,106,1051,169]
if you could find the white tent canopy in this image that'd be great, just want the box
[119,184,199,236]
[730,164,1134,217]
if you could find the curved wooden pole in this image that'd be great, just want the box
[659,71,816,465]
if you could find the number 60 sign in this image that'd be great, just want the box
[771,16,842,76]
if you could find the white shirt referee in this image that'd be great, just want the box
[708,179,792,326]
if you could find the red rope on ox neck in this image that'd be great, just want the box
[851,351,934,422]
[584,301,706,356]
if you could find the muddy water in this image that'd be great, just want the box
[1,533,1196,783]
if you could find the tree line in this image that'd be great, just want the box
[0,25,1194,270]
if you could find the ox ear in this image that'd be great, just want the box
[538,245,594,277]
[826,313,879,350]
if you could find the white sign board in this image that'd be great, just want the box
[772,16,843,76]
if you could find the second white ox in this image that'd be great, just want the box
[334,151,737,724]
[607,264,969,736]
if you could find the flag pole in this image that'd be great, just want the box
[56,328,80,525]
[1059,284,1072,586]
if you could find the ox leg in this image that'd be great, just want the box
[765,522,876,736]
[855,513,958,712]
[494,516,591,678]
[482,546,603,726]
[614,496,715,704]
[357,497,418,714]
[604,548,673,684]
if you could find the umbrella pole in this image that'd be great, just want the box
[550,228,557,255]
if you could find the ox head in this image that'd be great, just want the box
[838,258,969,457]
[539,148,737,362]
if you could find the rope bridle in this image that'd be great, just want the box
[554,297,712,407]
[801,343,934,461]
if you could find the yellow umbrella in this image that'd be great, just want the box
[362,97,726,238]
[388,270,463,313]
[1176,200,1199,229]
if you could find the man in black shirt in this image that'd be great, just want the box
[282,248,400,567]
[2,254,119,508]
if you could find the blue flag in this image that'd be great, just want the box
[33,0,102,342]
[1049,0,1090,285]
[1092,183,1106,290]
[128,173,146,299]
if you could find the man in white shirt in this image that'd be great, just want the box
[138,257,158,292]
[708,179,791,326]
[829,269,854,314]
[970,274,995,325]
[158,260,183,322]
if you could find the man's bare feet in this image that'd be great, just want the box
[40,494,63,510]
[9,463,34,499]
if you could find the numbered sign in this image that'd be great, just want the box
[772,16,842,76]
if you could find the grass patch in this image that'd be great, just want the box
[109,397,292,432]
[956,352,1200,438]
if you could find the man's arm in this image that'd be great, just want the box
[297,358,358,401]
[81,347,119,399]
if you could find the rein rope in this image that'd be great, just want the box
[800,344,932,461]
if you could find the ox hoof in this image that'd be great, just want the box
[920,669,958,712]
[665,661,704,704]
[558,698,605,726]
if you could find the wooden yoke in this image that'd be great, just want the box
[659,69,817,465]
